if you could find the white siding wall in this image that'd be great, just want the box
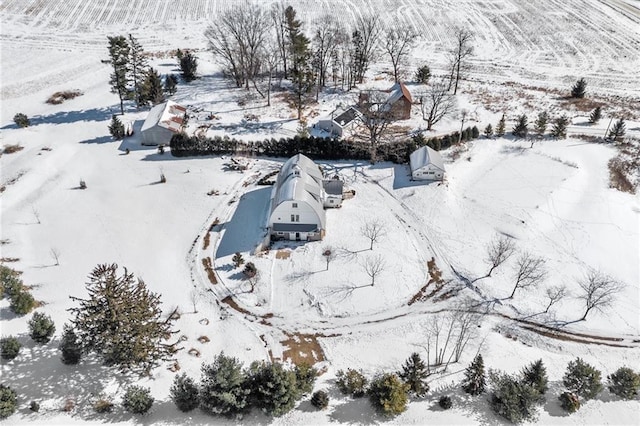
[269,201,321,228]
[412,164,444,180]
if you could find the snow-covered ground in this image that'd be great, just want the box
[1,1,639,425]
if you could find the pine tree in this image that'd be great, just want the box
[0,336,21,360]
[521,359,548,399]
[10,289,35,315]
[295,362,318,396]
[607,367,640,400]
[128,34,148,108]
[563,358,603,400]
[247,360,300,417]
[608,119,626,141]
[232,252,244,269]
[484,123,493,138]
[180,51,198,82]
[471,125,480,139]
[59,324,82,365]
[311,390,329,410]
[68,264,177,374]
[28,312,56,344]
[588,106,602,124]
[0,384,17,420]
[108,115,125,140]
[415,65,431,84]
[107,36,131,115]
[336,369,368,397]
[534,111,549,137]
[399,352,429,397]
[489,370,540,423]
[164,74,178,96]
[170,373,199,412]
[496,114,506,137]
[367,373,410,416]
[559,391,580,413]
[551,115,569,138]
[140,68,165,106]
[285,6,313,120]
[512,114,529,138]
[462,354,486,396]
[123,385,154,414]
[199,352,250,416]
[571,78,587,98]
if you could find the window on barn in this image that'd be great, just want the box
[292,203,298,208]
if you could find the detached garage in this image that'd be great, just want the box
[141,100,186,146]
[410,146,445,181]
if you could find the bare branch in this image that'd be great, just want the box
[362,254,385,286]
[50,248,61,266]
[509,252,546,298]
[485,235,516,277]
[360,219,387,250]
[544,285,567,313]
[448,28,474,94]
[322,246,336,271]
[419,79,456,130]
[577,270,624,320]
[383,26,416,83]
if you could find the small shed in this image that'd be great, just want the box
[410,146,445,181]
[385,82,413,120]
[322,179,344,208]
[141,101,187,146]
[317,107,361,138]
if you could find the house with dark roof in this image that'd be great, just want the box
[317,107,362,138]
[141,100,186,145]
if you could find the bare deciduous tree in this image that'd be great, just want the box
[419,79,456,130]
[363,254,385,286]
[544,285,567,313]
[425,307,482,371]
[32,206,41,224]
[509,252,547,298]
[485,235,516,277]
[448,28,474,94]
[312,15,345,95]
[352,14,381,84]
[577,270,624,321]
[190,288,198,313]
[357,91,394,157]
[360,219,386,250]
[50,248,61,266]
[270,2,290,78]
[322,246,336,271]
[383,26,416,83]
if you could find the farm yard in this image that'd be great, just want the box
[1,0,640,425]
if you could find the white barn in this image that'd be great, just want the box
[410,146,445,181]
[141,100,186,146]
[268,154,327,241]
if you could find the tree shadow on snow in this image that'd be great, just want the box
[328,396,380,425]
[1,107,120,129]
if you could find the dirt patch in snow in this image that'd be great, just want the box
[280,332,332,366]
[202,257,217,285]
[275,250,291,260]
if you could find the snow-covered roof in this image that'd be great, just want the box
[410,145,445,172]
[141,100,186,133]
[271,154,326,228]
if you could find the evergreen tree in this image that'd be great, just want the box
[588,106,602,124]
[108,115,125,140]
[123,385,154,414]
[68,263,176,374]
[0,384,17,420]
[551,114,570,138]
[128,34,148,108]
[311,390,329,410]
[10,289,35,315]
[295,362,318,396]
[521,359,548,398]
[571,77,587,98]
[534,111,549,137]
[59,324,82,365]
[462,354,486,396]
[107,36,131,115]
[415,65,431,84]
[399,352,429,397]
[170,373,199,412]
[336,369,368,397]
[285,6,314,120]
[140,68,165,106]
[608,119,626,141]
[607,367,640,400]
[471,125,480,139]
[512,114,529,138]
[367,373,410,416]
[559,391,580,413]
[232,252,244,269]
[489,370,540,423]
[0,336,21,360]
[438,395,452,409]
[496,114,506,137]
[484,123,493,138]
[179,51,198,82]
[562,358,603,400]
[28,312,56,344]
[247,360,300,417]
[164,74,178,96]
[13,113,30,128]
[199,352,250,417]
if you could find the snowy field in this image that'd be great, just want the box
[1,0,640,425]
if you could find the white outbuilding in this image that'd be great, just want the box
[140,100,186,146]
[268,154,327,241]
[410,146,445,181]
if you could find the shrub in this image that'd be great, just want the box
[559,391,580,413]
[2,144,24,154]
[170,373,199,412]
[484,124,493,138]
[10,289,35,315]
[0,384,18,419]
[415,65,431,84]
[29,400,40,412]
[562,358,602,401]
[13,113,30,128]
[1,266,23,298]
[93,397,114,413]
[295,362,318,396]
[607,367,640,400]
[438,395,452,409]
[489,370,540,423]
[243,262,257,278]
[199,353,250,416]
[1,336,21,360]
[247,360,299,417]
[59,324,82,365]
[471,126,480,139]
[336,369,368,397]
[311,390,329,410]
[123,385,154,414]
[367,373,410,416]
[28,311,56,344]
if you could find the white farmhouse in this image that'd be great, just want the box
[140,100,186,146]
[269,154,344,241]
[316,107,361,138]
[410,146,445,181]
